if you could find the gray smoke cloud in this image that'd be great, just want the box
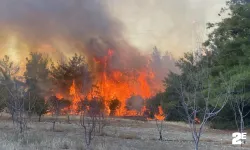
[0,0,147,70]
[0,0,117,43]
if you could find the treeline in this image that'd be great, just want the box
[0,53,92,122]
[0,46,175,122]
[0,53,108,148]
[148,0,250,129]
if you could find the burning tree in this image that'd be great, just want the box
[146,92,166,119]
[146,93,167,140]
[50,53,91,94]
[49,50,157,116]
[154,105,166,141]
[50,53,92,114]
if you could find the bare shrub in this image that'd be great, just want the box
[4,81,28,134]
[78,97,107,150]
[230,81,250,146]
[172,52,232,150]
[48,96,71,131]
[79,105,97,149]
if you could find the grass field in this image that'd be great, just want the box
[0,114,249,150]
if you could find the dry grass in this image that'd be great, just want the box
[0,114,249,150]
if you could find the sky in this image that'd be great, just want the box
[106,0,226,57]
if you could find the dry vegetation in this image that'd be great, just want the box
[0,113,249,150]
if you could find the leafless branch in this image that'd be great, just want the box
[176,53,232,150]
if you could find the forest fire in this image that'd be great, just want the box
[0,0,174,118]
[53,49,160,117]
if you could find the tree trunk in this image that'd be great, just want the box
[195,146,198,150]
[159,132,163,141]
[98,114,102,133]
[86,145,91,150]
[194,140,199,150]
[11,113,15,124]
[52,121,56,131]
[67,114,70,123]
[240,112,244,147]
[38,115,41,122]
[28,111,32,120]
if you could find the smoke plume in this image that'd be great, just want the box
[0,0,147,70]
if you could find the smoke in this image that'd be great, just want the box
[0,0,226,88]
[126,95,144,111]
[0,0,226,60]
[109,0,226,57]
[0,0,147,70]
[0,0,116,43]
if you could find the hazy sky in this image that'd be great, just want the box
[106,0,226,57]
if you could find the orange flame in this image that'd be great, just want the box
[195,117,201,124]
[56,93,63,100]
[69,80,81,113]
[52,49,162,116]
[154,106,165,121]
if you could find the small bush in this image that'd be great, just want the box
[109,99,121,116]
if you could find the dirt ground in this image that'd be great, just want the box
[0,114,249,150]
